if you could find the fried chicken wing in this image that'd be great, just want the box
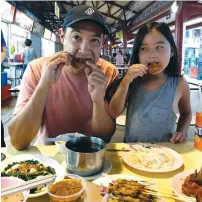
[182,168,202,201]
[148,62,161,74]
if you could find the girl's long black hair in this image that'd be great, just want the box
[105,22,180,102]
[130,22,179,76]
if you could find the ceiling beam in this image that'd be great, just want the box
[95,1,99,9]
[28,1,32,8]
[46,1,54,9]
[111,28,121,36]
[126,14,137,24]
[60,1,123,22]
[32,9,67,15]
[57,2,67,13]
[101,11,123,21]
[123,10,126,21]
[124,1,138,15]
[61,1,74,7]
[141,1,156,11]
[112,8,122,16]
[128,1,173,32]
[97,2,106,10]
[92,1,95,8]
[107,3,111,15]
[186,22,202,30]
[106,1,139,15]
[105,1,124,9]
[124,1,136,9]
[125,2,156,25]
[168,21,175,27]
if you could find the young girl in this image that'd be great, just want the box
[108,22,192,143]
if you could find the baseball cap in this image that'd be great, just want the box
[62,5,109,35]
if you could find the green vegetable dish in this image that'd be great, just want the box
[1,160,56,194]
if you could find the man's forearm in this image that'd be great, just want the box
[9,83,49,150]
[92,101,115,143]
[176,113,192,136]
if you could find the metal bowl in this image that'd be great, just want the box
[65,136,106,177]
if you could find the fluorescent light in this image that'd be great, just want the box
[127,39,134,43]
[132,30,138,34]
[171,1,178,13]
[127,44,133,48]
[185,17,202,26]
[107,41,111,45]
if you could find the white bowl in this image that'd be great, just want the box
[1,177,30,202]
[55,133,85,154]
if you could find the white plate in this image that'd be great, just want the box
[122,143,184,173]
[1,154,65,198]
[62,159,112,181]
[171,170,196,202]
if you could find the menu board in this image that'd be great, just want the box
[44,28,52,40]
[1,1,15,23]
[32,21,45,37]
[14,9,33,31]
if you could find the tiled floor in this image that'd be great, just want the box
[1,89,201,147]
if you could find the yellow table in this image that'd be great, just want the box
[1,142,202,202]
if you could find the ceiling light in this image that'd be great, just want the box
[185,17,202,26]
[171,1,178,13]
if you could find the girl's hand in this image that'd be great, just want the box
[169,132,187,143]
[124,64,148,84]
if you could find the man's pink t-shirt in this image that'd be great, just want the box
[13,58,118,144]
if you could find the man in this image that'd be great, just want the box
[1,30,7,147]
[9,5,118,150]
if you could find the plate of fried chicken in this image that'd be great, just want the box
[171,168,202,202]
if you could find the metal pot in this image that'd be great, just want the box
[65,136,106,177]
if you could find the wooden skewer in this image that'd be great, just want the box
[146,186,194,199]
[144,190,195,202]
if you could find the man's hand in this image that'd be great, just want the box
[123,64,148,84]
[169,132,187,143]
[84,61,108,104]
[39,51,72,88]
